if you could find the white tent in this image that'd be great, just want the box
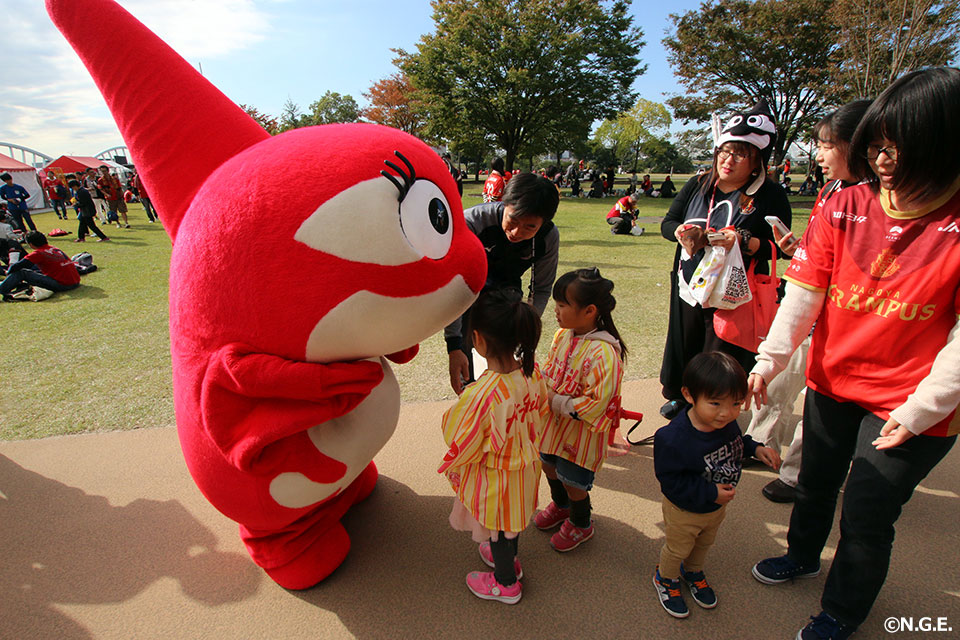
[100,159,132,176]
[0,153,44,209]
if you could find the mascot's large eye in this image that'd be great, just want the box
[399,179,453,259]
[726,115,743,129]
[747,115,763,127]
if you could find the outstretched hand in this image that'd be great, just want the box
[744,373,768,410]
[872,418,914,450]
[754,445,782,471]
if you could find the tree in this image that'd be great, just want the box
[594,98,672,172]
[278,98,305,132]
[828,0,960,100]
[674,127,714,167]
[663,0,837,165]
[362,73,427,137]
[304,91,360,126]
[639,136,694,174]
[397,0,645,171]
[239,104,279,135]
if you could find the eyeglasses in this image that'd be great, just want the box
[717,149,748,164]
[866,144,898,162]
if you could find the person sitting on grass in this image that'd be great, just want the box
[0,218,27,268]
[606,192,645,236]
[589,174,605,198]
[0,231,80,301]
[660,175,677,199]
[641,174,655,196]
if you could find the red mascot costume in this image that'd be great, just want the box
[46,0,486,589]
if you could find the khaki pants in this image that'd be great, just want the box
[659,497,726,579]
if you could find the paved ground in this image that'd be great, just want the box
[3,379,958,639]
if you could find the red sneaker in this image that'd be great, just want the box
[478,541,523,579]
[533,501,570,530]
[550,519,594,552]
[465,571,521,604]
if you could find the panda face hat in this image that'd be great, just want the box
[716,99,777,195]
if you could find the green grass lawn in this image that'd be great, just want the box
[1,186,811,441]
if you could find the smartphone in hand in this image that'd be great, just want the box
[765,215,790,236]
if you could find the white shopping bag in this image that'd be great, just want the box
[708,241,752,309]
[688,245,726,307]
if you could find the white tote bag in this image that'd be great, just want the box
[688,245,727,307]
[707,241,752,310]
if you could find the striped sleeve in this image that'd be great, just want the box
[569,343,623,432]
[438,383,492,474]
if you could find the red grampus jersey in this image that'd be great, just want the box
[807,180,845,226]
[607,196,636,220]
[785,181,960,436]
[97,174,122,201]
[26,244,81,286]
[483,172,505,203]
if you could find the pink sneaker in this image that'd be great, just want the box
[534,501,570,530]
[478,541,523,579]
[465,571,522,604]
[550,519,594,552]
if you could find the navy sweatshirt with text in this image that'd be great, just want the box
[653,410,759,513]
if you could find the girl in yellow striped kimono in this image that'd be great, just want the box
[439,288,548,604]
[535,268,626,552]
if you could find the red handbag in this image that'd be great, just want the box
[713,242,779,352]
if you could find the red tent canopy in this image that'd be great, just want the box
[45,155,108,173]
[0,153,35,171]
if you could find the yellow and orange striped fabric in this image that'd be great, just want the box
[439,366,549,534]
[540,329,624,472]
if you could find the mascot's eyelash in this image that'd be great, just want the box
[381,151,417,202]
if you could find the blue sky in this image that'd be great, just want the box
[3,0,704,159]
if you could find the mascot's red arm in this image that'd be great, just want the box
[200,344,384,471]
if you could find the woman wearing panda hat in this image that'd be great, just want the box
[658,100,792,419]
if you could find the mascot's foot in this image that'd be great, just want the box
[350,461,379,506]
[251,462,379,590]
[263,521,351,590]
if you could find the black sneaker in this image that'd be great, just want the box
[659,399,686,420]
[653,566,689,618]
[796,611,855,639]
[762,478,796,503]
[680,564,717,608]
[752,554,820,585]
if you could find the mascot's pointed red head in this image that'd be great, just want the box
[47,0,486,362]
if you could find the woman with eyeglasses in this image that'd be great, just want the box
[745,99,873,506]
[747,67,960,640]
[658,100,792,420]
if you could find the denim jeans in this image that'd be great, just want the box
[787,389,955,627]
[0,267,77,296]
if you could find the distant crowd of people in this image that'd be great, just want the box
[0,163,158,302]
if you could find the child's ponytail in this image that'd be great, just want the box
[553,267,628,362]
[513,299,541,377]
